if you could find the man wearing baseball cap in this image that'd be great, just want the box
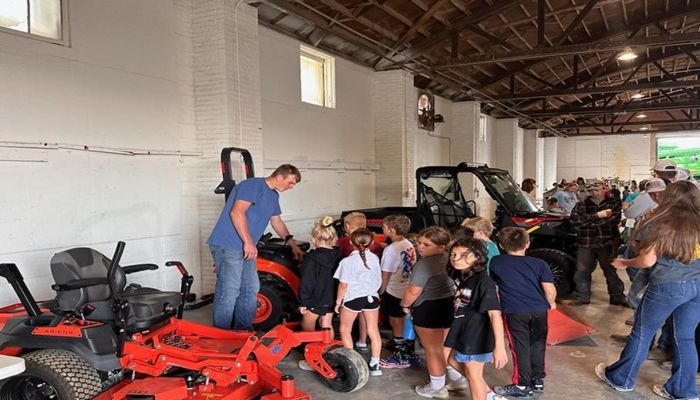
[567,180,626,306]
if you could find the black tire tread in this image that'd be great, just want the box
[23,349,101,400]
[527,248,575,297]
[323,347,369,393]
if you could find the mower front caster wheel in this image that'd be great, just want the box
[322,347,369,393]
[0,349,102,400]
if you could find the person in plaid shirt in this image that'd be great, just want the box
[565,180,627,307]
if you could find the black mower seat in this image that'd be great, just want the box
[50,248,181,330]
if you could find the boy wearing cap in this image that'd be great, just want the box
[566,181,626,306]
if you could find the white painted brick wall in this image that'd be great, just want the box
[192,0,263,293]
[556,134,653,182]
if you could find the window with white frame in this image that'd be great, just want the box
[0,0,68,45]
[300,45,335,108]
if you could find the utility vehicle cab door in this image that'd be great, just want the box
[416,167,476,228]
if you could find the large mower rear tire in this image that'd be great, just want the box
[0,349,101,400]
[322,347,369,393]
[253,273,298,331]
[527,248,575,298]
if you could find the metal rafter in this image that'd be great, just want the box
[432,32,700,68]
[470,4,700,93]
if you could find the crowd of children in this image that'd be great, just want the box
[296,212,557,399]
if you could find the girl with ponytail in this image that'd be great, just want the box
[297,216,342,371]
[334,228,383,377]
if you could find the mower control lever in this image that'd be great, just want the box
[166,261,188,277]
[122,263,158,274]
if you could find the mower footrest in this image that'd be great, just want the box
[112,377,188,399]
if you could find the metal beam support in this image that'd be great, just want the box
[537,0,545,46]
[554,0,600,45]
[521,100,700,118]
[433,32,700,68]
[492,79,700,101]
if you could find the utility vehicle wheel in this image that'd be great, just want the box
[253,273,298,331]
[0,349,101,400]
[527,248,575,297]
[322,347,369,393]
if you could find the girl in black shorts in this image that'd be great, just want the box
[297,216,342,370]
[334,229,383,376]
[400,227,455,399]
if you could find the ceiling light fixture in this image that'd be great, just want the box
[640,126,649,131]
[636,113,647,119]
[630,93,644,99]
[617,49,638,61]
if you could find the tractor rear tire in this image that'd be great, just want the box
[322,347,369,393]
[0,349,102,400]
[254,274,298,331]
[527,248,575,298]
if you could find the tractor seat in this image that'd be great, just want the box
[50,248,181,331]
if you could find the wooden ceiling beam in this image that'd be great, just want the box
[316,0,399,41]
[389,0,450,54]
[553,0,600,45]
[402,0,522,60]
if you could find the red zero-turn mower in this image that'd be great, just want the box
[0,242,369,399]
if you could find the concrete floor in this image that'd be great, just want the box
[185,269,676,400]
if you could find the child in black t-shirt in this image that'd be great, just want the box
[490,227,557,398]
[444,238,507,400]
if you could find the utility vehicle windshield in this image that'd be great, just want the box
[481,172,540,213]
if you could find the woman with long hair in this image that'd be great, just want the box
[596,181,700,399]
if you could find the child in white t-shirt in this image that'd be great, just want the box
[334,228,383,377]
[378,215,417,368]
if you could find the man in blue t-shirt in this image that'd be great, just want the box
[490,227,556,399]
[207,164,304,330]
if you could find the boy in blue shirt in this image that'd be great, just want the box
[490,227,557,398]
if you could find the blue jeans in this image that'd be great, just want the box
[210,246,260,330]
[605,279,700,399]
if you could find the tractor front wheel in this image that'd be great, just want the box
[322,347,369,393]
[0,349,102,400]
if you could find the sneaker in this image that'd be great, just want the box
[493,384,533,398]
[486,390,506,400]
[594,362,633,392]
[298,360,314,371]
[652,384,674,399]
[531,378,544,393]
[385,338,404,351]
[407,353,422,366]
[445,377,469,391]
[414,383,449,399]
[379,356,411,369]
[368,362,382,377]
[354,343,369,353]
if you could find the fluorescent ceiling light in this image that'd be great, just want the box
[636,113,647,119]
[617,50,638,61]
[630,93,644,99]
[640,126,649,131]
